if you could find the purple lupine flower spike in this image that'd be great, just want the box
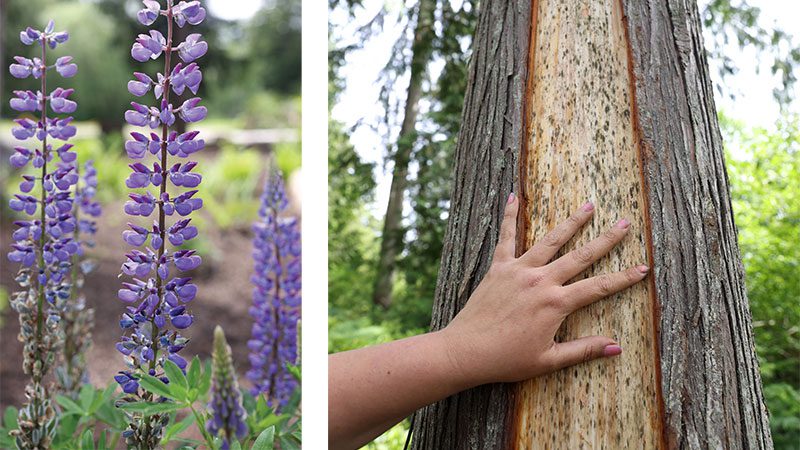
[7,20,79,449]
[207,326,248,450]
[56,160,101,398]
[117,1,207,447]
[247,167,301,411]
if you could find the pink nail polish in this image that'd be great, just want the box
[582,201,594,212]
[603,344,622,357]
[616,218,630,229]
[637,265,649,274]
[507,192,515,204]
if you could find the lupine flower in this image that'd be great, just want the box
[247,168,301,411]
[116,1,207,447]
[6,20,78,450]
[56,161,101,398]
[207,326,247,450]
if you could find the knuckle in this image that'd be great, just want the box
[568,212,583,226]
[581,345,594,363]
[602,228,618,243]
[540,289,564,310]
[527,270,547,288]
[595,274,614,295]
[573,246,595,265]
[541,229,563,248]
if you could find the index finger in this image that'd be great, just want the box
[520,202,595,267]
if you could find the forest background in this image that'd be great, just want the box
[328,0,800,448]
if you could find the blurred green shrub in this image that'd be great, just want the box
[202,145,266,229]
[723,112,800,448]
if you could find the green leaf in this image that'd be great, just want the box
[56,415,79,442]
[3,407,18,429]
[199,359,212,397]
[79,384,96,411]
[96,430,108,450]
[95,402,128,430]
[254,414,288,432]
[187,356,202,387]
[255,395,269,417]
[279,435,301,450]
[162,414,194,442]
[56,395,85,416]
[118,401,182,415]
[163,359,189,400]
[230,441,243,450]
[139,374,178,400]
[286,363,301,382]
[80,428,95,450]
[252,426,275,450]
[89,384,115,415]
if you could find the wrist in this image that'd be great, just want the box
[432,328,482,391]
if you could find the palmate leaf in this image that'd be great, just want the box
[56,395,85,416]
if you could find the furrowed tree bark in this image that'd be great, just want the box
[411,0,773,449]
[373,0,436,309]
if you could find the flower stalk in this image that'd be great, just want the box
[207,326,248,449]
[56,160,101,398]
[247,167,301,411]
[7,20,78,449]
[115,1,208,447]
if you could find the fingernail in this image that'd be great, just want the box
[603,344,622,357]
[581,201,594,212]
[637,265,649,274]
[616,218,630,229]
[507,192,515,204]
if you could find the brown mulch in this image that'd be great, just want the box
[0,201,259,410]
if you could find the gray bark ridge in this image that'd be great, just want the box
[621,0,772,448]
[411,0,773,448]
[411,0,532,448]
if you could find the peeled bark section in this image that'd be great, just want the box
[411,0,772,448]
[514,0,663,447]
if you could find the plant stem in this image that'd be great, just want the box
[34,36,49,385]
[189,403,216,449]
[143,3,174,446]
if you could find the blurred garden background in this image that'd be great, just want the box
[329,0,799,448]
[0,0,301,415]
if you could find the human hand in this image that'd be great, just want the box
[439,193,649,386]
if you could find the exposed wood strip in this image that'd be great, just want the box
[513,0,663,448]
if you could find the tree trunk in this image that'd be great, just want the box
[411,0,773,449]
[373,0,436,309]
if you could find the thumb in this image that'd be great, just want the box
[548,336,622,371]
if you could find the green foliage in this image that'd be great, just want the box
[722,113,800,448]
[0,286,8,328]
[202,144,266,228]
[701,0,800,104]
[38,3,131,127]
